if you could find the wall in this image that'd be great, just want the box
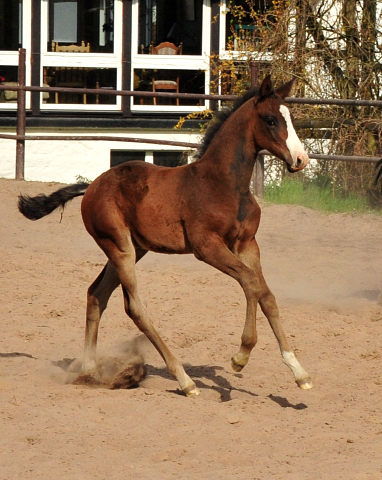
[0,127,200,183]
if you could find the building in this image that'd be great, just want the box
[0,1,266,182]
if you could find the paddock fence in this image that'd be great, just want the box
[1,49,381,197]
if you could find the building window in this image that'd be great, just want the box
[133,68,205,106]
[43,66,117,104]
[48,0,114,53]
[223,0,273,52]
[138,0,203,55]
[40,0,121,110]
[0,0,22,51]
[111,150,146,167]
[0,1,30,110]
[0,65,18,85]
[154,151,187,167]
[110,150,188,168]
[0,66,19,103]
[131,0,210,112]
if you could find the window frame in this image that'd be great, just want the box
[219,0,274,60]
[40,0,123,111]
[130,0,211,113]
[0,0,31,110]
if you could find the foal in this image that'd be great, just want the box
[19,75,313,395]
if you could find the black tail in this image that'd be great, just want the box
[374,159,382,186]
[18,182,90,221]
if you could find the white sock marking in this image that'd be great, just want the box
[282,350,309,381]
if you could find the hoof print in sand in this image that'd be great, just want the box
[110,362,147,389]
[72,356,147,389]
[72,373,102,386]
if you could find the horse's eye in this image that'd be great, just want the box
[265,117,277,127]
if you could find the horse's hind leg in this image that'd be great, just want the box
[82,249,148,373]
[123,287,198,395]
[82,261,121,372]
[109,240,199,396]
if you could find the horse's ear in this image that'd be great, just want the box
[275,78,296,99]
[258,75,274,99]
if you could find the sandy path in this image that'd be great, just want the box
[1,178,381,479]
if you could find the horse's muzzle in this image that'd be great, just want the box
[287,154,309,173]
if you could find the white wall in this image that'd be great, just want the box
[0,128,200,183]
[0,139,16,178]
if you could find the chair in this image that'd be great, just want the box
[150,42,182,106]
[51,40,90,53]
[53,67,89,104]
[150,42,182,55]
[51,41,90,104]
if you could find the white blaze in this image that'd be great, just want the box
[279,105,307,165]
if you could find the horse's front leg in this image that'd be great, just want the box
[234,239,313,390]
[195,238,264,375]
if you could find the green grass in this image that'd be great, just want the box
[264,178,380,214]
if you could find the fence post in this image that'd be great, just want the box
[250,62,258,86]
[250,61,264,198]
[253,152,265,198]
[16,48,26,180]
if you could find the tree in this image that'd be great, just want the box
[211,0,382,200]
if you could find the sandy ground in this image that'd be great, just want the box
[1,178,382,480]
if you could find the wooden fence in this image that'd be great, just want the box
[0,49,381,197]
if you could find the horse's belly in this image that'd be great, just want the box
[131,218,191,254]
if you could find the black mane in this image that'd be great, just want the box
[374,158,382,186]
[194,85,261,160]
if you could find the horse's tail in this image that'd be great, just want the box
[18,182,90,221]
[374,159,382,186]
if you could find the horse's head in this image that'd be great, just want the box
[253,75,309,173]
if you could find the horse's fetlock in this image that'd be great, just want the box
[241,337,257,350]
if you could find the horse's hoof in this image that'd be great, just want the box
[231,357,244,372]
[296,378,313,390]
[183,385,200,397]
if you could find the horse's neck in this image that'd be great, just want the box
[199,107,258,193]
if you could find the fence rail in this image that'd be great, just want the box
[0,49,381,194]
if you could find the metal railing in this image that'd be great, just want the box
[1,49,381,196]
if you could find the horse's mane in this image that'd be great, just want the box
[374,158,382,186]
[194,85,261,160]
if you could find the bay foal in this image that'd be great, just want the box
[19,76,313,395]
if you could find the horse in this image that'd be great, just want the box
[18,75,313,396]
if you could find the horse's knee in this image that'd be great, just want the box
[241,274,264,300]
